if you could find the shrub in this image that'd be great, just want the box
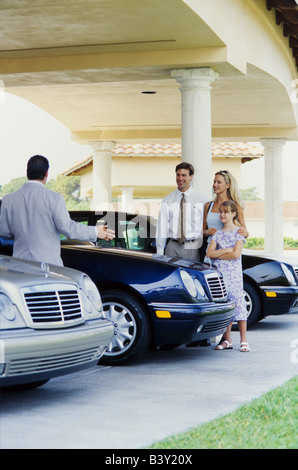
[245,237,265,249]
[284,237,298,249]
[245,237,298,250]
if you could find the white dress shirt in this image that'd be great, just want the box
[156,187,208,255]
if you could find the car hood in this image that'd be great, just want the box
[0,255,78,285]
[243,249,298,266]
[62,245,215,273]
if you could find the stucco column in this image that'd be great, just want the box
[89,140,115,210]
[171,68,218,198]
[120,186,135,212]
[260,138,286,254]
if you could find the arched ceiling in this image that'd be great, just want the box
[0,0,297,144]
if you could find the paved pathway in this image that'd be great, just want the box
[1,312,297,449]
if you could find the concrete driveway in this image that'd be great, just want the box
[1,312,297,449]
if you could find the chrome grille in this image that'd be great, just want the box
[7,347,102,376]
[205,272,228,302]
[203,317,233,333]
[294,268,298,281]
[23,284,82,325]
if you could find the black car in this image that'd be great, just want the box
[68,210,298,329]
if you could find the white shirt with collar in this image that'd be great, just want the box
[156,186,208,255]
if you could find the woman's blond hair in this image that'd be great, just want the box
[214,171,244,209]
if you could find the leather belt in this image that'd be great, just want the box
[168,238,198,243]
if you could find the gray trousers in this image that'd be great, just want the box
[165,239,201,261]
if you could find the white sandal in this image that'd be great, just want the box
[240,342,250,352]
[214,340,233,350]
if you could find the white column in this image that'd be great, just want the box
[120,186,134,212]
[89,140,115,210]
[171,67,218,198]
[260,138,286,255]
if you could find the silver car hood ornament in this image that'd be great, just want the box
[40,262,50,275]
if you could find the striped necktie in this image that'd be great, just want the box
[177,193,186,244]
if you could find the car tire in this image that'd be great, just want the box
[232,281,262,330]
[244,281,262,328]
[99,290,151,365]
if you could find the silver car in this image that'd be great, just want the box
[0,255,113,389]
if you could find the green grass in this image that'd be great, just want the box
[148,376,298,449]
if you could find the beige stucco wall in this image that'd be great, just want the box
[79,155,245,200]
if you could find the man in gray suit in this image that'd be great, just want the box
[0,155,115,266]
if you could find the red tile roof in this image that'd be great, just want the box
[211,142,263,157]
[113,143,182,156]
[63,142,263,175]
[112,142,263,157]
[267,0,298,71]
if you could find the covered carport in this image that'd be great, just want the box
[0,0,297,254]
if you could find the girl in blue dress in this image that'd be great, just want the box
[207,200,250,352]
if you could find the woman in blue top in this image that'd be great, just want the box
[203,170,249,251]
[203,171,249,351]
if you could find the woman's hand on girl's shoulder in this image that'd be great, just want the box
[238,226,249,238]
[206,228,217,236]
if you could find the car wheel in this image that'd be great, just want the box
[243,281,262,328]
[99,290,151,365]
[232,281,262,330]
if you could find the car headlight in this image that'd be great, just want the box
[0,293,26,329]
[281,263,296,286]
[194,278,206,298]
[82,275,102,313]
[180,269,197,298]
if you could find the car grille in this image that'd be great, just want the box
[294,268,298,281]
[205,273,228,302]
[7,347,102,377]
[23,284,83,325]
[203,316,233,333]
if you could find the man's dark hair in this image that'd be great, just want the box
[27,155,49,180]
[175,162,194,176]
